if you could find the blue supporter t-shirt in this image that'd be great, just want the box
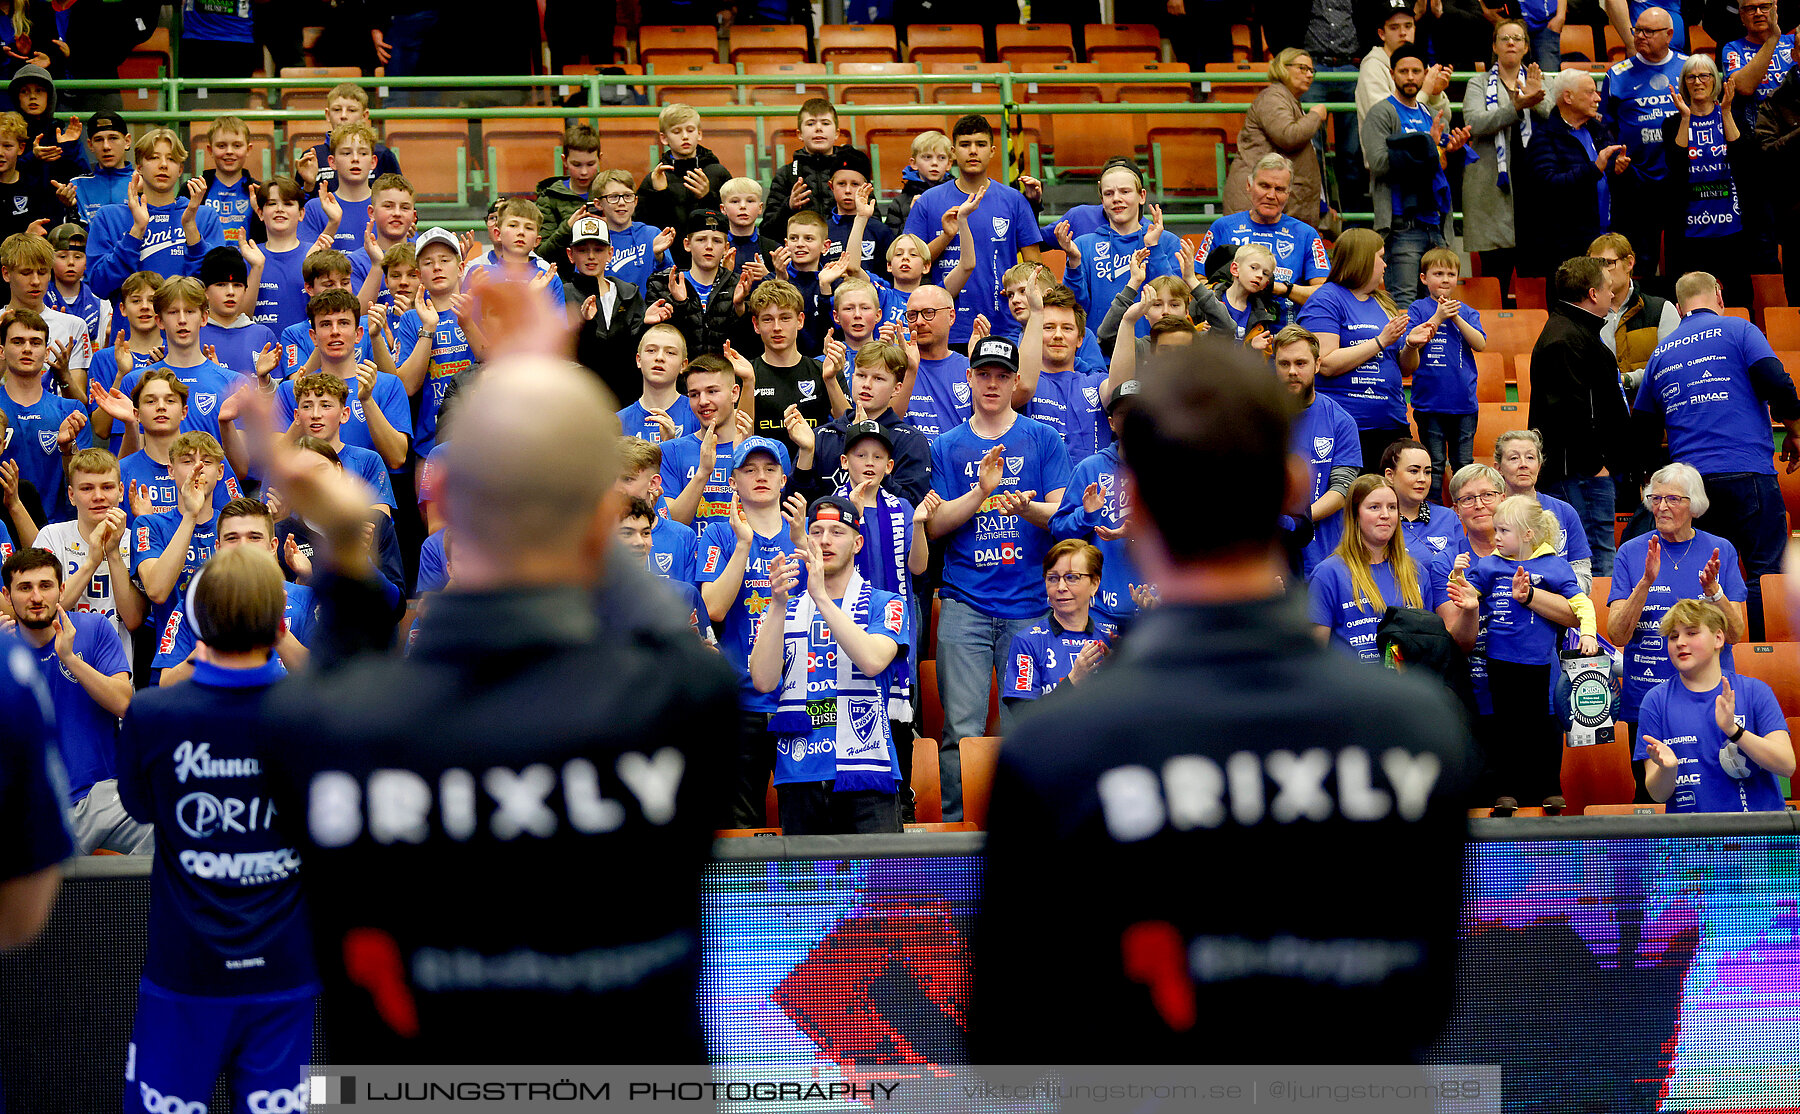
[181,0,254,42]
[1465,551,1581,665]
[118,452,243,523]
[1609,529,1745,718]
[1400,504,1463,564]
[650,514,699,584]
[904,352,972,441]
[276,321,377,376]
[1296,283,1408,429]
[131,507,222,670]
[417,529,449,594]
[1406,300,1483,414]
[255,244,311,334]
[606,222,668,291]
[160,581,316,670]
[1723,34,1796,120]
[1635,672,1786,812]
[1604,52,1689,180]
[1064,223,1179,325]
[1290,393,1362,576]
[1023,367,1105,466]
[904,178,1039,345]
[1428,538,1494,714]
[1049,444,1143,625]
[619,395,700,444]
[1310,555,1404,662]
[1539,492,1594,564]
[0,388,90,522]
[696,521,798,714]
[1626,0,1687,51]
[203,175,255,243]
[197,320,277,380]
[26,611,130,804]
[929,414,1074,620]
[1005,615,1120,700]
[300,194,371,256]
[1196,212,1330,325]
[389,306,473,457]
[114,657,317,998]
[274,371,413,473]
[118,358,244,447]
[1634,309,1782,475]
[1680,107,1742,237]
[658,432,739,531]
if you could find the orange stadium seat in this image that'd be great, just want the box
[1752,273,1787,329]
[381,118,471,204]
[647,63,738,107]
[481,117,566,196]
[1691,25,1718,55]
[1604,25,1629,61]
[1040,248,1067,282]
[613,24,631,64]
[730,25,810,65]
[744,62,828,106]
[277,66,362,114]
[1146,120,1226,194]
[1474,402,1525,460]
[1765,306,1800,349]
[639,24,721,68]
[1512,354,1534,400]
[836,61,923,106]
[912,737,944,822]
[1511,274,1547,309]
[1588,576,1611,639]
[705,114,762,179]
[1736,642,1800,716]
[907,24,987,65]
[1018,62,1102,166]
[1485,308,1547,360]
[1475,352,1508,402]
[926,61,1011,105]
[1232,23,1255,61]
[1084,23,1161,66]
[960,736,1002,829]
[1114,62,1194,141]
[594,120,665,174]
[997,23,1076,66]
[1459,276,1503,309]
[1763,577,1796,642]
[820,24,901,64]
[1561,722,1636,814]
[1202,62,1262,141]
[1723,306,1752,322]
[1560,25,1597,60]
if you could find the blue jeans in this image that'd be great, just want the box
[1303,63,1364,211]
[1697,472,1789,641]
[1529,23,1563,72]
[1544,473,1617,577]
[384,10,441,106]
[1383,223,1446,311]
[935,597,1038,821]
[1415,411,1477,496]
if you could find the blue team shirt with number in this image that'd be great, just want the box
[1406,301,1483,414]
[1297,283,1408,429]
[1634,309,1784,475]
[696,522,799,713]
[0,389,90,522]
[904,178,1040,345]
[930,414,1074,619]
[203,175,256,243]
[1635,672,1785,812]
[1609,529,1746,717]
[1005,615,1120,700]
[1289,393,1362,576]
[25,611,130,804]
[131,508,222,670]
[619,396,700,444]
[389,306,473,457]
[1197,212,1330,325]
[658,433,740,531]
[904,352,972,441]
[117,453,243,524]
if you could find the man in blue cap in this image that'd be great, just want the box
[698,434,802,827]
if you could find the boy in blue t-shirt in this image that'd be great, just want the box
[927,336,1073,820]
[1406,248,1487,490]
[617,494,707,641]
[198,116,259,245]
[0,308,90,524]
[130,430,226,672]
[250,177,312,334]
[86,128,227,298]
[115,545,317,1114]
[298,123,376,257]
[618,323,698,444]
[1639,598,1792,812]
[903,115,1044,348]
[45,223,110,349]
[195,245,277,381]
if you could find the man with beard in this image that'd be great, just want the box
[1276,326,1361,577]
[1361,45,1473,309]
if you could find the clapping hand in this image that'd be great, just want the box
[1642,735,1677,770]
[1715,675,1740,735]
[1510,564,1533,603]
[1699,547,1724,598]
[1067,639,1107,684]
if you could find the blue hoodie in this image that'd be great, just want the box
[72,165,134,225]
[87,198,227,298]
[1064,221,1180,334]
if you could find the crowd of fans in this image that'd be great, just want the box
[0,0,1797,882]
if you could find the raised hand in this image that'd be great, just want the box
[822,334,847,379]
[283,534,313,582]
[296,147,319,184]
[1143,203,1165,248]
[254,343,280,381]
[1016,174,1043,202]
[771,244,793,275]
[202,344,220,365]
[182,176,207,221]
[127,478,153,518]
[1054,219,1080,265]
[52,179,74,206]
[683,167,710,198]
[51,607,74,660]
[645,298,674,326]
[1443,125,1472,154]
[855,182,877,220]
[782,404,815,454]
[787,177,812,210]
[649,163,673,192]
[913,490,942,525]
[1642,735,1677,770]
[1641,534,1662,585]
[90,381,136,423]
[850,474,881,510]
[740,256,769,285]
[1511,564,1533,603]
[969,313,991,342]
[89,506,127,553]
[1715,675,1739,735]
[644,406,679,442]
[722,340,755,384]
[720,246,737,278]
[668,268,689,303]
[697,422,720,476]
[1130,583,1161,611]
[1082,481,1104,514]
[733,408,755,442]
[1429,109,1448,147]
[57,115,81,145]
[1405,320,1437,348]
[992,489,1037,516]
[768,549,800,604]
[728,492,753,545]
[54,409,86,448]
[818,256,850,288]
[355,359,379,400]
[801,534,830,604]
[976,444,1006,496]
[653,226,676,256]
[1447,572,1480,612]
[1067,639,1107,684]
[782,491,809,546]
[125,171,150,231]
[320,182,344,228]
[1137,244,1157,289]
[1377,313,1409,348]
[178,470,211,520]
[581,294,599,322]
[898,324,919,371]
[1699,547,1723,598]
[239,236,265,272]
[1670,88,1691,117]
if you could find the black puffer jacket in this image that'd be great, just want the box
[760,143,873,240]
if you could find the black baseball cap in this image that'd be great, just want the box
[808,494,862,529]
[87,110,127,137]
[685,208,726,236]
[842,419,893,455]
[969,335,1020,375]
[1106,379,1142,415]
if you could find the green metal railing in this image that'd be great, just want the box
[58,68,1483,228]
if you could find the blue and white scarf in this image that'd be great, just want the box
[1483,66,1534,191]
[837,480,915,721]
[771,569,897,792]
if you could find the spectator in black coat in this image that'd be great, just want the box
[1526,69,1633,275]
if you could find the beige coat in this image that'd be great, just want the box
[1222,83,1326,226]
